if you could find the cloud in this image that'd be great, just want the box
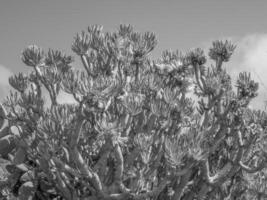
[57,91,77,104]
[199,34,267,110]
[228,34,267,110]
[0,64,13,101]
[42,90,77,108]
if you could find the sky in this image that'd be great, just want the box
[1,0,267,109]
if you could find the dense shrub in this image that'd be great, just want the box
[0,25,267,200]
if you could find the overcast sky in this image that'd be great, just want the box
[1,0,267,109]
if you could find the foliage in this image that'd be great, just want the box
[0,24,267,200]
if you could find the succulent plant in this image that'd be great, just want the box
[0,25,266,200]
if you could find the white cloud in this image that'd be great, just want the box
[0,64,13,101]
[0,64,12,86]
[228,34,267,110]
[199,34,267,110]
[42,90,77,108]
[57,91,77,104]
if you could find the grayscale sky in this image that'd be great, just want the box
[1,0,267,108]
